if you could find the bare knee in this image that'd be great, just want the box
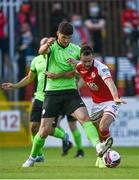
[39,123,53,138]
[39,126,51,138]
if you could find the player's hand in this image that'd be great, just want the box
[67,58,78,65]
[114,98,127,105]
[1,83,15,90]
[46,37,56,47]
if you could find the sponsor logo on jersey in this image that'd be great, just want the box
[102,68,110,76]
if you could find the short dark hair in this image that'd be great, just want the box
[58,21,73,35]
[80,45,94,56]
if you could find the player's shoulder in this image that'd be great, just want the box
[94,58,108,69]
[33,54,46,61]
[31,55,46,65]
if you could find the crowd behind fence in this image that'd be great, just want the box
[0,0,139,101]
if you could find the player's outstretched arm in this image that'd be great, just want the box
[1,70,36,90]
[104,78,126,104]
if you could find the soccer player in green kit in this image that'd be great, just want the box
[22,21,113,167]
[1,38,74,161]
[2,37,84,158]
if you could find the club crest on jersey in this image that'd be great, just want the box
[91,72,96,78]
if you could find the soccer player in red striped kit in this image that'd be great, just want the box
[68,45,126,168]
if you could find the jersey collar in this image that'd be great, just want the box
[56,40,69,49]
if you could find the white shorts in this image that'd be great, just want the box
[91,101,120,121]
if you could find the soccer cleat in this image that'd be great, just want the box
[36,154,45,162]
[62,133,73,156]
[74,149,84,158]
[96,136,113,157]
[99,157,106,168]
[95,157,106,168]
[22,156,36,167]
[95,157,100,167]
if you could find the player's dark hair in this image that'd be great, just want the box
[58,21,73,35]
[80,45,94,56]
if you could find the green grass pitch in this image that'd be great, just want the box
[0,147,139,179]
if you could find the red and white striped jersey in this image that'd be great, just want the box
[76,59,113,103]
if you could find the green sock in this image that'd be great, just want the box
[83,121,100,147]
[31,134,43,156]
[72,129,82,150]
[31,133,45,158]
[53,127,65,139]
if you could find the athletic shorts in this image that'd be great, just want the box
[30,99,60,127]
[91,101,120,121]
[30,99,43,122]
[42,89,85,118]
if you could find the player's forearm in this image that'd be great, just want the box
[14,76,34,89]
[105,79,119,100]
[63,71,76,78]
[55,71,76,78]
[78,78,85,89]
[38,44,50,54]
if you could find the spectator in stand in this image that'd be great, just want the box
[85,2,106,55]
[50,2,69,37]
[17,22,36,100]
[15,1,38,52]
[16,1,37,36]
[135,61,139,96]
[121,0,139,68]
[0,8,12,80]
[71,14,91,46]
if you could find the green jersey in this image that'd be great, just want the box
[30,55,47,101]
[45,41,80,91]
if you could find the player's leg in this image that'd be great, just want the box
[92,119,108,168]
[91,101,120,168]
[92,119,111,143]
[30,99,44,162]
[22,95,60,167]
[22,116,55,167]
[67,115,84,158]
[65,91,112,157]
[50,115,72,156]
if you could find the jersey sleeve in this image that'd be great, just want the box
[98,63,112,81]
[30,57,36,72]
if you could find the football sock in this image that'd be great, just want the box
[72,129,82,150]
[83,121,100,147]
[53,127,65,139]
[99,129,110,142]
[31,134,35,143]
[31,134,43,156]
[31,133,45,158]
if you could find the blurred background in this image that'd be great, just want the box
[0,0,139,148]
